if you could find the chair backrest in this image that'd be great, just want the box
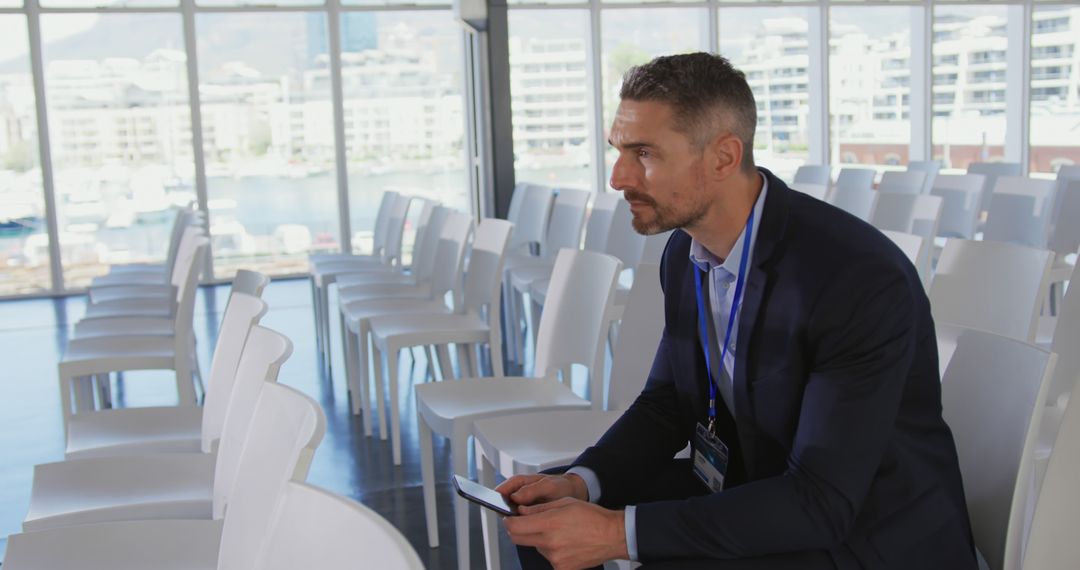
[906,160,941,194]
[827,186,878,222]
[967,161,1023,213]
[941,329,1054,570]
[878,170,926,194]
[254,481,424,570]
[879,229,925,273]
[162,207,194,275]
[607,262,664,411]
[534,249,622,408]
[984,176,1057,249]
[640,230,673,265]
[930,239,1053,342]
[1023,352,1080,570]
[506,182,532,227]
[209,326,294,493]
[216,383,326,570]
[931,174,985,239]
[583,193,619,252]
[231,269,270,298]
[509,185,555,252]
[872,193,941,281]
[603,198,646,271]
[427,212,474,307]
[1048,180,1080,256]
[172,239,209,359]
[380,194,414,266]
[170,226,204,289]
[793,165,831,187]
[408,205,450,285]
[401,198,436,268]
[791,183,829,201]
[1046,260,1080,407]
[200,293,269,452]
[541,188,590,257]
[369,191,399,257]
[461,218,514,318]
[835,167,876,193]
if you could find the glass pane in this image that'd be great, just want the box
[341,12,468,254]
[932,6,1008,171]
[0,16,50,296]
[507,0,584,5]
[720,7,811,182]
[197,12,339,278]
[509,9,593,190]
[197,0,319,7]
[601,8,709,185]
[1029,6,1080,174]
[0,0,23,6]
[42,14,196,291]
[344,0,447,6]
[830,7,913,170]
[42,0,176,9]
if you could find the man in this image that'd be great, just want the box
[498,53,977,569]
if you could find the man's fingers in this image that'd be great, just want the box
[510,477,561,505]
[495,474,544,497]
[517,496,576,516]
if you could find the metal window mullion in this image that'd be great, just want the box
[909,2,931,161]
[708,0,718,55]
[809,0,829,165]
[588,0,605,193]
[25,0,64,293]
[181,0,213,280]
[326,0,352,252]
[1005,1,1031,172]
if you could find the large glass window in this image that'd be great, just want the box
[42,14,196,289]
[720,7,811,182]
[340,11,467,253]
[196,12,339,278]
[0,15,49,296]
[931,5,1008,171]
[1029,5,1080,174]
[508,9,593,191]
[601,8,708,183]
[830,7,912,169]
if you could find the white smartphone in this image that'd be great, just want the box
[452,474,518,516]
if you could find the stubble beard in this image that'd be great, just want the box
[626,192,708,236]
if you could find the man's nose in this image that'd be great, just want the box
[609,154,632,192]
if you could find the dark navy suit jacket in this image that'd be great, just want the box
[574,169,977,569]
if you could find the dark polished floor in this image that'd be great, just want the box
[0,277,525,569]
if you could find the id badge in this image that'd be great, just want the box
[692,422,729,493]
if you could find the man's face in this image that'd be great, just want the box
[608,99,711,235]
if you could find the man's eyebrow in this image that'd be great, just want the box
[607,139,652,149]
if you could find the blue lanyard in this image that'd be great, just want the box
[693,209,755,432]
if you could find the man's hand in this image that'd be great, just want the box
[496,473,589,506]
[504,497,628,570]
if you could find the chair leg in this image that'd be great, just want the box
[191,342,205,403]
[489,335,505,378]
[176,360,196,407]
[344,325,360,416]
[388,346,403,466]
[322,285,334,369]
[467,344,481,378]
[504,280,521,364]
[73,376,94,412]
[95,373,111,409]
[436,344,455,381]
[372,343,388,441]
[310,277,322,355]
[419,413,440,548]
[457,343,473,377]
[453,434,472,570]
[479,446,502,570]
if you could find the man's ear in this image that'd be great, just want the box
[707,133,744,181]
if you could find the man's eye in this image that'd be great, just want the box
[637,149,650,158]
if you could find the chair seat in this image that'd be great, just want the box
[335,270,412,289]
[73,316,175,339]
[370,313,490,351]
[84,298,171,320]
[4,518,222,570]
[90,270,167,288]
[338,282,432,307]
[342,299,450,334]
[416,377,590,437]
[510,265,554,293]
[503,252,554,274]
[312,258,386,286]
[473,409,621,475]
[25,452,214,532]
[62,335,177,364]
[89,284,172,304]
[66,406,203,460]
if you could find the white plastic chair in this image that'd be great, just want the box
[929,239,1052,343]
[339,212,473,432]
[3,381,325,570]
[1045,179,1080,309]
[65,290,268,460]
[872,193,941,282]
[878,170,926,194]
[967,161,1023,215]
[827,186,878,222]
[793,164,831,187]
[907,160,941,194]
[88,206,196,286]
[931,174,985,239]
[255,481,424,570]
[834,167,876,193]
[880,230,926,275]
[472,262,664,569]
[505,188,590,364]
[23,325,296,532]
[941,329,1054,570]
[506,184,555,256]
[790,183,829,201]
[414,248,622,570]
[1023,354,1080,570]
[83,224,205,309]
[58,238,209,421]
[368,218,515,465]
[984,176,1057,249]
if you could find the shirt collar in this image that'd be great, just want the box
[689,171,769,276]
